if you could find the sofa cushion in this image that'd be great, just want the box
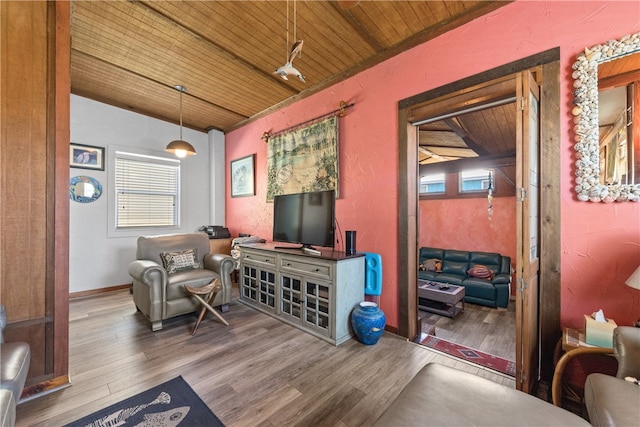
[442,260,468,277]
[419,247,444,264]
[433,273,465,286]
[468,264,494,279]
[160,248,200,274]
[462,279,496,300]
[443,249,470,263]
[418,271,437,281]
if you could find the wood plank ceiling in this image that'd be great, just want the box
[70,0,510,134]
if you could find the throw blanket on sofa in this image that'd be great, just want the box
[419,247,512,309]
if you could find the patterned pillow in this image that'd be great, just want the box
[160,248,200,274]
[420,258,442,272]
[467,264,494,280]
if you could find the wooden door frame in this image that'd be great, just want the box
[397,49,561,384]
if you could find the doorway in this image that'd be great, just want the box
[412,75,520,368]
[396,49,562,391]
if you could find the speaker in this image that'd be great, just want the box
[345,230,356,255]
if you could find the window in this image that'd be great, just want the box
[419,173,445,194]
[115,151,180,228]
[459,169,493,192]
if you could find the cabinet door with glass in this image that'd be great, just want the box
[279,273,303,323]
[240,251,277,313]
[303,278,332,337]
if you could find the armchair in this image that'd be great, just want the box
[584,326,640,427]
[128,233,235,331]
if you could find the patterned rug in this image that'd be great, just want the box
[420,335,516,377]
[64,376,224,427]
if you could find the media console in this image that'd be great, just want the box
[238,243,365,345]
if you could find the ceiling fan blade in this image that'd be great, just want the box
[337,1,361,10]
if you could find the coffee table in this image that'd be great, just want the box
[418,279,465,318]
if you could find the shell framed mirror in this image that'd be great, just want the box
[572,32,640,202]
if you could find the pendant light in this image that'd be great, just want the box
[165,85,196,158]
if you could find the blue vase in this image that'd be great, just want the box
[351,301,386,345]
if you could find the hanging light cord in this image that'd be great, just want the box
[179,89,184,140]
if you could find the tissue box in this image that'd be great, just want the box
[584,314,617,347]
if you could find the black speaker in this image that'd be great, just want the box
[345,230,356,255]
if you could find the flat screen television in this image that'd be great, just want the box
[272,189,335,249]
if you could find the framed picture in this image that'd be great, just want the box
[70,143,105,171]
[231,154,255,197]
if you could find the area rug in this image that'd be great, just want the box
[421,335,516,377]
[64,376,224,427]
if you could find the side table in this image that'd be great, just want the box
[551,327,614,407]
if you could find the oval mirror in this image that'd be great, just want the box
[573,32,640,202]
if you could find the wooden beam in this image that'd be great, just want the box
[419,153,516,176]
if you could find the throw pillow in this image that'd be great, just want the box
[421,258,442,272]
[160,248,200,274]
[468,264,494,280]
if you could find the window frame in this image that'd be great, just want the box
[458,169,493,193]
[107,146,186,238]
[419,167,506,200]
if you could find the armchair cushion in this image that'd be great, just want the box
[160,248,200,274]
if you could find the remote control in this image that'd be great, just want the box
[302,247,321,256]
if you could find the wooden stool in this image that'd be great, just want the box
[185,278,229,335]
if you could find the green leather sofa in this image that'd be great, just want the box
[419,247,512,308]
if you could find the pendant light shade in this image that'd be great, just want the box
[165,139,196,158]
[166,85,196,158]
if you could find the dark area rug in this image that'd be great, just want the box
[421,335,516,377]
[64,376,224,427]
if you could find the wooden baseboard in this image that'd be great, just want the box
[384,324,399,335]
[21,374,71,402]
[70,284,131,299]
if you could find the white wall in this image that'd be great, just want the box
[69,95,225,293]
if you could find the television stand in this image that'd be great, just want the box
[238,244,364,345]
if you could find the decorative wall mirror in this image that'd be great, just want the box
[573,32,640,202]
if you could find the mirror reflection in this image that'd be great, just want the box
[572,32,640,202]
[598,51,639,185]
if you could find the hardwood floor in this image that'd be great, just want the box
[419,299,517,361]
[17,290,515,426]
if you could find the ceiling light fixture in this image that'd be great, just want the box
[165,85,196,158]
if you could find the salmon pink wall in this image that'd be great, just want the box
[226,1,640,330]
[419,197,517,292]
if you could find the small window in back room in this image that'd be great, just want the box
[114,151,181,228]
[459,169,493,193]
[419,173,445,194]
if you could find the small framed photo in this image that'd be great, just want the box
[231,154,255,197]
[70,143,105,171]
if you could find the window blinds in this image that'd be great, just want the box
[115,154,180,228]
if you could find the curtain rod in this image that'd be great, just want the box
[262,101,355,142]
